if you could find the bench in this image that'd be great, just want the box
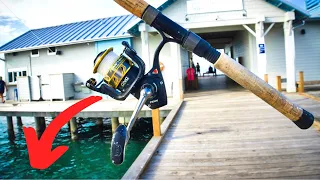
[203,72,217,77]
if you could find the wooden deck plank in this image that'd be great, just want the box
[140,90,320,179]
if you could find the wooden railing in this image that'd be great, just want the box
[264,72,320,92]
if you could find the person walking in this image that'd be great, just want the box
[0,76,8,103]
[196,63,200,76]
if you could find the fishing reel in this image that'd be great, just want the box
[86,41,167,165]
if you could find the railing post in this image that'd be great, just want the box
[111,117,119,133]
[264,74,268,83]
[152,109,161,136]
[299,71,304,93]
[276,76,282,92]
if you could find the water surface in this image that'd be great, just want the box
[0,117,152,179]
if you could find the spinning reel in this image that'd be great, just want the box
[86,31,176,165]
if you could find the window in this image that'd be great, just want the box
[7,68,28,83]
[47,47,57,55]
[31,49,39,57]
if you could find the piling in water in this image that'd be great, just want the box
[7,116,15,140]
[111,117,119,133]
[17,117,23,127]
[70,117,78,140]
[35,117,46,138]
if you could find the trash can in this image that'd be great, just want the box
[14,88,18,101]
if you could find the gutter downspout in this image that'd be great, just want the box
[292,20,305,30]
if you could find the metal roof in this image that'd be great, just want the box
[0,14,137,53]
[265,0,310,19]
[306,0,320,18]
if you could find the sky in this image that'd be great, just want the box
[0,0,307,47]
[0,0,168,47]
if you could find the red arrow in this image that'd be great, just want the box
[23,96,102,170]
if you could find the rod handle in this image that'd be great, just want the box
[214,53,314,129]
[114,0,149,18]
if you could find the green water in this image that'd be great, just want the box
[0,117,152,179]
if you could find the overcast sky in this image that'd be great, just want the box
[0,0,307,46]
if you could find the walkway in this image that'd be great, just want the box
[140,89,320,179]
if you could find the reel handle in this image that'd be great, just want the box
[111,87,153,165]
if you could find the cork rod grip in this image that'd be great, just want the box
[114,0,149,18]
[214,54,303,121]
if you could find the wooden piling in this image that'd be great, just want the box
[17,116,23,127]
[7,116,15,140]
[152,109,161,136]
[298,71,304,93]
[70,117,78,140]
[125,117,130,125]
[264,74,268,83]
[96,118,103,126]
[35,117,46,138]
[111,117,119,133]
[276,76,282,92]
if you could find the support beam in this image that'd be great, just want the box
[242,25,256,37]
[170,43,184,100]
[70,117,78,140]
[111,117,119,133]
[284,19,297,92]
[17,116,23,127]
[139,23,151,71]
[263,23,275,37]
[7,116,15,140]
[255,21,267,79]
[35,117,46,138]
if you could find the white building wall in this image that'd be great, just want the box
[265,25,286,87]
[162,0,286,25]
[232,30,251,70]
[294,21,320,81]
[5,43,101,100]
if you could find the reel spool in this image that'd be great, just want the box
[93,48,138,93]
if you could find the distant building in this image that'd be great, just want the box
[0,0,319,101]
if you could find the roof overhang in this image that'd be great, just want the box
[0,35,133,54]
[265,0,310,20]
[127,0,311,36]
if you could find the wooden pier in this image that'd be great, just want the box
[124,90,320,179]
[0,98,178,140]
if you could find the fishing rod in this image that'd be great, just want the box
[86,0,315,165]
